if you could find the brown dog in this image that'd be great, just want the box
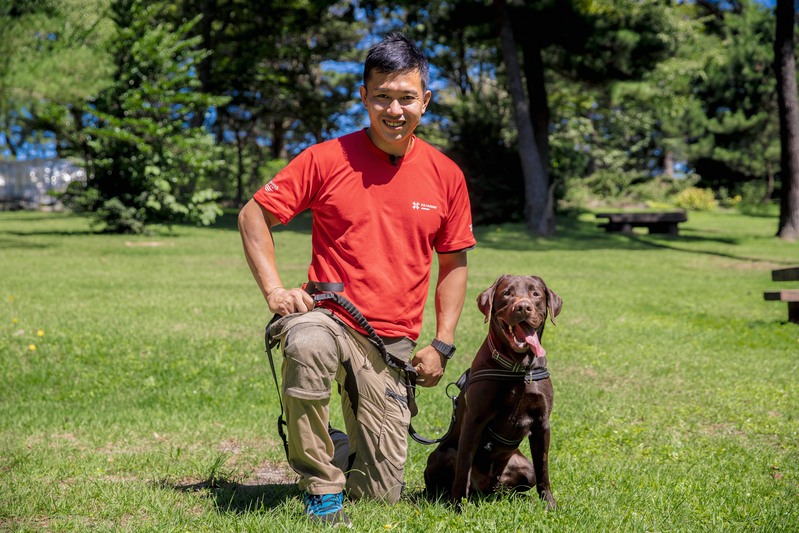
[424,275,562,509]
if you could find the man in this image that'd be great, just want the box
[238,32,475,526]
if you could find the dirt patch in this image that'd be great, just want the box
[249,462,297,485]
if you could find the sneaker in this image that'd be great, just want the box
[302,491,352,527]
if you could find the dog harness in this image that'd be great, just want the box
[465,336,551,451]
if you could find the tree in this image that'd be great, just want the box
[174,0,362,205]
[47,0,228,232]
[374,0,675,232]
[774,0,799,240]
[688,1,780,196]
[494,0,551,234]
[0,0,113,159]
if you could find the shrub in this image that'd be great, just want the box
[673,187,718,211]
[736,181,779,217]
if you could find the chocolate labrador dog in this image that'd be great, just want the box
[424,275,562,509]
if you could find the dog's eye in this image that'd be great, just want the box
[532,290,541,297]
[502,289,511,296]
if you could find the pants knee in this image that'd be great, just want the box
[281,322,341,399]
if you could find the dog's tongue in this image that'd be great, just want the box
[514,322,546,358]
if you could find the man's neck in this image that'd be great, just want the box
[365,128,414,157]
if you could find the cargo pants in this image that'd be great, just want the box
[270,308,416,503]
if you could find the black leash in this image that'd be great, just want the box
[408,368,469,445]
[264,282,453,461]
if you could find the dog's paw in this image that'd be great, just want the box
[540,490,557,511]
[450,496,467,513]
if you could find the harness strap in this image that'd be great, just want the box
[486,426,524,448]
[469,366,550,385]
[468,365,549,450]
[488,334,540,374]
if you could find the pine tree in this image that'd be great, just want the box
[60,0,228,232]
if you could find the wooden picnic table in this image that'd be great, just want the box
[595,210,688,235]
[764,267,799,324]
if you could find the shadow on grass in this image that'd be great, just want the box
[472,215,712,252]
[172,477,300,513]
[622,229,796,265]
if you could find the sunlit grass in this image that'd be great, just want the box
[1,209,797,531]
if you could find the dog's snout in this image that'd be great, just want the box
[514,300,534,315]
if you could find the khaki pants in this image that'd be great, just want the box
[270,309,416,503]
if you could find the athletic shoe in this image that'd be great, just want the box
[302,491,352,527]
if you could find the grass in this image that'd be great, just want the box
[1,208,797,531]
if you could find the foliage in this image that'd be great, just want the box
[0,0,113,158]
[173,0,364,204]
[4,0,796,235]
[673,186,719,211]
[737,180,781,217]
[2,210,798,530]
[48,0,228,233]
[689,0,780,193]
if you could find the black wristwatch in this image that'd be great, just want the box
[431,338,456,360]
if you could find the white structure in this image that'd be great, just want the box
[0,159,86,210]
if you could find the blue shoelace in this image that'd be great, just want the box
[302,492,343,517]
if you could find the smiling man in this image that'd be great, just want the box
[238,32,475,526]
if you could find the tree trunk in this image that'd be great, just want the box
[235,132,244,208]
[664,150,675,178]
[774,0,799,240]
[494,0,553,235]
[762,161,774,203]
[522,41,550,169]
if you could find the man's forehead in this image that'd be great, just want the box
[365,69,425,91]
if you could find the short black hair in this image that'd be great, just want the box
[363,32,430,91]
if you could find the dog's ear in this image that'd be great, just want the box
[477,276,503,323]
[546,286,563,325]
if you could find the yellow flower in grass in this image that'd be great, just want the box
[8,295,14,303]
[28,344,36,351]
[12,317,18,324]
[37,330,44,337]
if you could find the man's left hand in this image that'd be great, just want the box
[411,345,446,387]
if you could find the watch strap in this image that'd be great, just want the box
[431,338,456,359]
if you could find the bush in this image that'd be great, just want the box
[673,187,718,211]
[736,181,780,217]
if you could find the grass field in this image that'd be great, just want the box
[1,209,797,531]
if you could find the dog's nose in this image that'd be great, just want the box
[514,301,533,314]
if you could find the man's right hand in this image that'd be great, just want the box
[266,287,315,316]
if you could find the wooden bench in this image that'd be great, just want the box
[764,267,799,324]
[595,210,688,235]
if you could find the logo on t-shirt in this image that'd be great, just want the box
[412,201,438,211]
[263,182,279,192]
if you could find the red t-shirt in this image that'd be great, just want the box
[253,129,475,339]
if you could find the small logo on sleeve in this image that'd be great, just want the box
[263,182,279,192]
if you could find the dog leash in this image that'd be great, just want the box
[264,281,453,459]
[408,368,469,445]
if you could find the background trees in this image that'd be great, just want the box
[1,0,798,239]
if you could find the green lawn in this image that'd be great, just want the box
[1,209,797,531]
